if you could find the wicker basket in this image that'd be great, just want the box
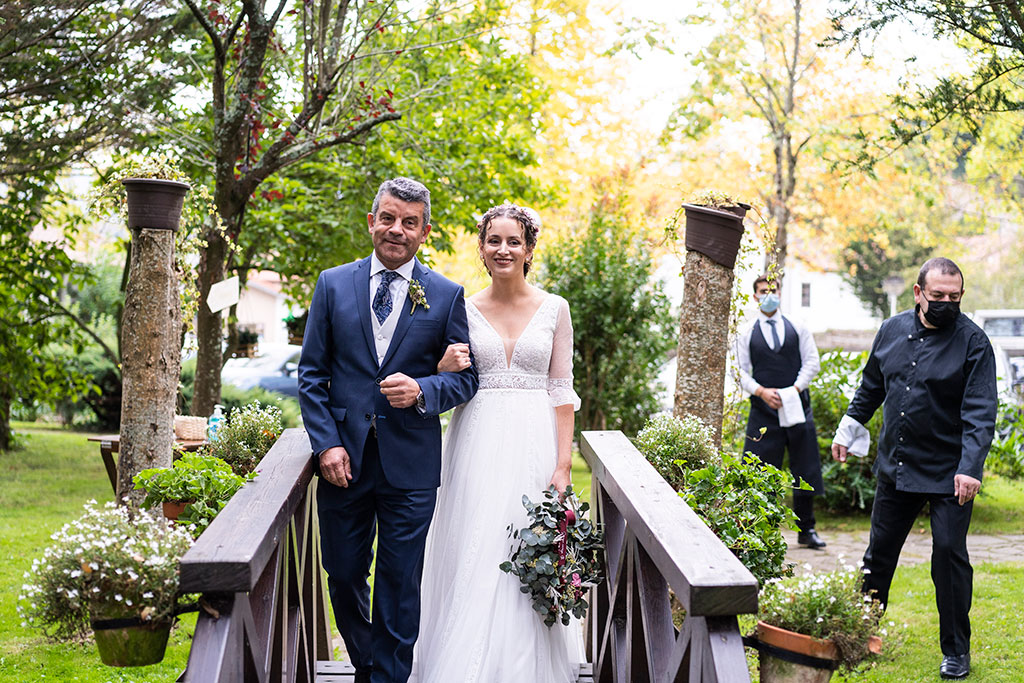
[174,415,208,441]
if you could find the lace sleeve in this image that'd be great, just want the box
[548,296,581,410]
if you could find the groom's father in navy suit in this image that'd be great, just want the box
[299,177,478,683]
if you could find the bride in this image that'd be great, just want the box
[409,203,582,682]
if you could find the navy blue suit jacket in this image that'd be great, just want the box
[298,256,478,489]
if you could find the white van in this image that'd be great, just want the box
[971,310,1024,356]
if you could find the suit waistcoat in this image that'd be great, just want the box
[750,316,802,388]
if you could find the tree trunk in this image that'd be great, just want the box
[0,384,11,452]
[674,249,735,448]
[118,228,181,508]
[192,228,229,418]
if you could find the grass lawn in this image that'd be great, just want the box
[817,474,1024,535]
[832,562,1024,682]
[0,424,196,682]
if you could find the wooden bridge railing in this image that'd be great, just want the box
[581,431,758,683]
[179,428,331,682]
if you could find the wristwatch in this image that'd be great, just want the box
[416,390,426,413]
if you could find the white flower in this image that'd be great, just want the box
[114,594,123,602]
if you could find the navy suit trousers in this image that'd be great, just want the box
[317,435,437,683]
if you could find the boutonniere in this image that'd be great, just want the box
[409,279,429,314]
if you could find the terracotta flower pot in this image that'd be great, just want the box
[161,500,191,521]
[682,202,750,269]
[756,620,837,683]
[121,178,190,231]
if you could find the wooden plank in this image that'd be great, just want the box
[315,660,355,682]
[705,615,751,683]
[634,543,675,683]
[581,431,758,617]
[180,429,315,592]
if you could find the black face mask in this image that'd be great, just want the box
[922,298,960,328]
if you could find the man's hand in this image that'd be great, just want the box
[320,446,353,488]
[831,443,849,463]
[438,343,471,373]
[380,372,421,408]
[954,474,981,506]
[757,386,782,410]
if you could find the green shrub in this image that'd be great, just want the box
[220,384,301,428]
[636,413,719,488]
[988,401,1024,479]
[809,350,883,513]
[204,401,283,475]
[177,359,301,428]
[680,453,804,585]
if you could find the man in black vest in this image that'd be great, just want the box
[736,274,826,548]
[832,257,996,680]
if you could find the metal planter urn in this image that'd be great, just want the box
[681,201,751,269]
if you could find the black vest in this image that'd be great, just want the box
[750,316,803,408]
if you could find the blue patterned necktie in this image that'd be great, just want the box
[372,270,400,324]
[766,318,781,351]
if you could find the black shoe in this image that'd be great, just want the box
[796,529,827,549]
[354,670,372,683]
[940,653,970,679]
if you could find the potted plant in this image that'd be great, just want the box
[203,400,283,476]
[284,310,308,345]
[234,328,259,358]
[18,501,194,666]
[636,413,804,586]
[754,564,886,682]
[672,189,752,269]
[133,452,255,535]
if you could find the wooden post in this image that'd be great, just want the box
[117,178,189,508]
[673,250,735,448]
[673,202,747,449]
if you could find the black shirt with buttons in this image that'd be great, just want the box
[846,307,997,494]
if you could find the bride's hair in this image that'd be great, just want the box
[476,203,541,275]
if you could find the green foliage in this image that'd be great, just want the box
[680,453,804,586]
[177,359,301,428]
[500,485,603,628]
[810,350,883,513]
[635,413,720,488]
[540,179,675,435]
[759,564,885,670]
[987,401,1024,479]
[838,225,931,318]
[0,173,97,449]
[17,501,194,641]
[134,452,255,537]
[203,401,283,476]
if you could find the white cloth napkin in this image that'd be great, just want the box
[777,386,806,428]
[832,414,871,457]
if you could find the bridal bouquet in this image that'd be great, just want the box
[500,485,603,627]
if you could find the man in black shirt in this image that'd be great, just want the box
[832,257,996,680]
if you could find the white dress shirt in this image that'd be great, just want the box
[369,252,415,367]
[735,312,821,396]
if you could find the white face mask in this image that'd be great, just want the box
[758,292,780,313]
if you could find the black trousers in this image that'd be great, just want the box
[862,477,974,656]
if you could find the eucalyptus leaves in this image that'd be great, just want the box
[499,485,603,627]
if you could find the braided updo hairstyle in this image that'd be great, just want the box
[476,203,541,276]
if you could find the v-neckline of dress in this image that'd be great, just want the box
[469,294,551,370]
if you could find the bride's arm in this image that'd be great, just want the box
[548,297,581,493]
[549,404,574,493]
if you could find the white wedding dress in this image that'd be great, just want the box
[410,293,583,683]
